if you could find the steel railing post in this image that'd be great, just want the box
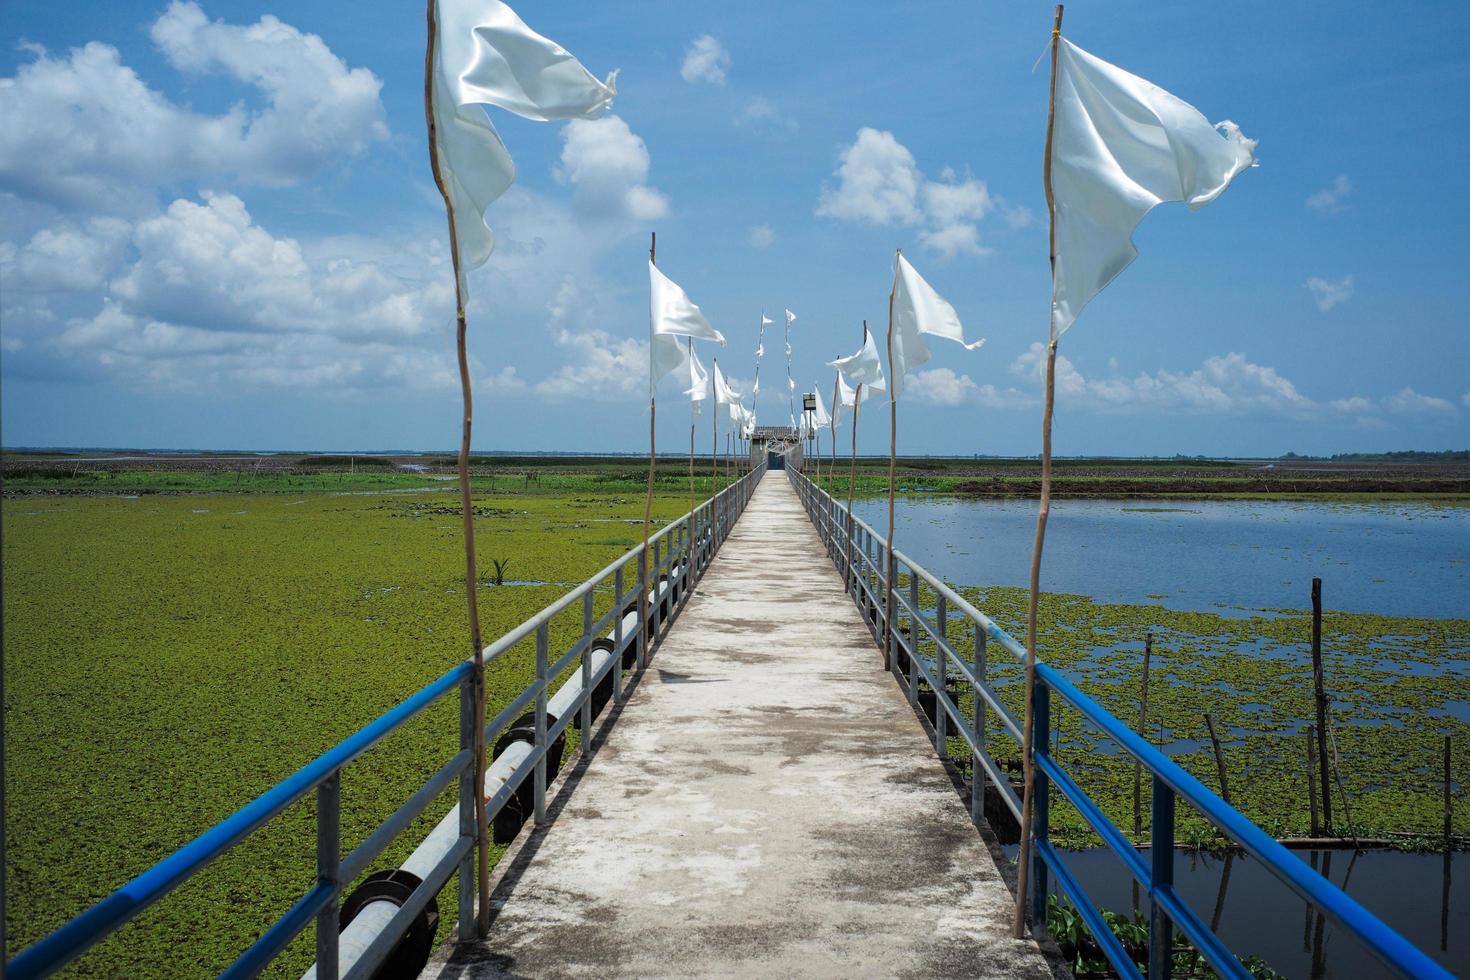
[580,591,593,756]
[1032,684,1051,932]
[906,567,919,702]
[636,550,648,671]
[972,621,987,823]
[1150,775,1175,979]
[612,568,625,703]
[935,594,948,757]
[457,673,476,940]
[652,537,663,637]
[534,623,548,824]
[315,771,341,979]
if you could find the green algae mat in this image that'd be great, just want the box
[2,485,699,976]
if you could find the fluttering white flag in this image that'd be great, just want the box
[785,309,797,326]
[787,377,796,393]
[762,315,774,327]
[650,260,725,392]
[1050,38,1256,336]
[890,252,983,400]
[432,0,615,299]
[713,362,741,405]
[812,382,831,427]
[684,343,708,414]
[828,329,887,391]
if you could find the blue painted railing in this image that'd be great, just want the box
[7,462,764,979]
[787,464,1449,980]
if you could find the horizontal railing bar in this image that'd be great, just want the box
[6,660,471,980]
[1151,883,1252,980]
[218,882,336,980]
[342,836,472,980]
[1034,663,1449,979]
[1034,751,1149,885]
[483,681,542,746]
[1035,840,1143,980]
[341,748,472,884]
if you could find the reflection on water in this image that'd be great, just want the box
[1018,847,1463,978]
[854,497,1469,618]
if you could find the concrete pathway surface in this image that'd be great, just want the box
[425,473,1054,979]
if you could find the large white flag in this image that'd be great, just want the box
[713,362,741,405]
[1051,38,1256,336]
[812,382,831,427]
[432,0,615,299]
[828,328,887,391]
[784,309,797,326]
[890,252,983,400]
[650,260,725,391]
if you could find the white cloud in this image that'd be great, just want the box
[816,128,923,226]
[556,116,669,223]
[0,2,386,215]
[1306,275,1354,313]
[480,365,529,396]
[1306,175,1351,213]
[748,225,776,249]
[737,97,797,132]
[1008,344,1461,425]
[680,35,730,85]
[1383,387,1458,415]
[532,277,646,401]
[4,217,131,292]
[906,368,1033,409]
[816,129,1013,258]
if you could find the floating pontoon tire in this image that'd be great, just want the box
[338,869,439,980]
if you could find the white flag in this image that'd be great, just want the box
[432,0,615,299]
[684,343,708,413]
[755,344,765,359]
[828,328,887,391]
[890,252,983,400]
[1051,38,1256,336]
[785,309,797,326]
[787,376,796,393]
[761,314,774,327]
[650,260,725,391]
[713,362,741,405]
[812,382,831,427]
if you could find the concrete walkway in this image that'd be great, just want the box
[426,473,1054,979]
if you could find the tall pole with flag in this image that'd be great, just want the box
[424,0,614,934]
[1012,4,1256,936]
[829,321,886,599]
[784,309,797,439]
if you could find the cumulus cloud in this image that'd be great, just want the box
[816,128,1011,257]
[1306,175,1351,213]
[1007,344,1461,425]
[748,225,776,249]
[1306,275,1354,312]
[0,2,386,214]
[680,35,730,85]
[556,116,669,223]
[905,368,1033,409]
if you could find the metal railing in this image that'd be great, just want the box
[787,466,1448,980]
[8,461,764,980]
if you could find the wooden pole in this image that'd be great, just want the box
[1205,712,1230,804]
[830,375,840,497]
[424,0,490,933]
[1133,630,1153,837]
[1306,725,1320,837]
[847,374,863,595]
[1311,576,1334,834]
[642,232,656,662]
[711,358,719,495]
[1446,735,1454,855]
[884,249,899,673]
[688,337,696,553]
[1015,4,1063,939]
[426,0,493,934]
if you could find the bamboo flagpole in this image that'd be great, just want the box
[688,337,696,549]
[711,357,720,494]
[423,0,490,932]
[1014,3,1063,939]
[642,232,656,661]
[829,375,839,496]
[883,251,899,672]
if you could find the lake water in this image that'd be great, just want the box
[852,496,1469,619]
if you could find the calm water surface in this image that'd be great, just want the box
[852,496,1469,618]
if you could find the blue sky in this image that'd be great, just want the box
[2,0,1467,456]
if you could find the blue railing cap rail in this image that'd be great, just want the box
[793,468,1450,980]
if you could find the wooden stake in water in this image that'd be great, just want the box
[1205,712,1230,804]
[423,0,489,932]
[1015,3,1064,939]
[1306,725,1320,837]
[1446,735,1454,855]
[1311,576,1334,834]
[1133,630,1153,837]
